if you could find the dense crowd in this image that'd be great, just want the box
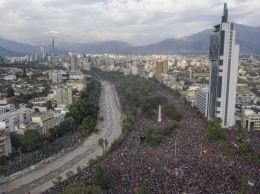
[1,132,83,177]
[43,85,260,194]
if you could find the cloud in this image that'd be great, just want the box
[0,0,259,46]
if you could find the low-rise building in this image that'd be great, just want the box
[186,86,200,106]
[54,104,69,115]
[0,104,16,116]
[15,122,42,135]
[0,108,35,132]
[195,87,209,117]
[236,90,256,106]
[66,80,87,92]
[19,103,27,109]
[4,74,16,81]
[31,112,55,135]
[54,113,65,126]
[241,109,260,131]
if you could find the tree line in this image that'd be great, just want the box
[91,68,182,120]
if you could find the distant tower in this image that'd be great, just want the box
[40,47,45,61]
[49,43,51,61]
[50,37,55,60]
[207,3,240,128]
[158,105,162,122]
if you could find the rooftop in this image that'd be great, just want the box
[0,108,33,121]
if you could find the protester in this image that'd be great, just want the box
[42,85,260,193]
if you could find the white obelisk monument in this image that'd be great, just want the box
[158,105,161,122]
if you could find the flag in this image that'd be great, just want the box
[203,149,209,154]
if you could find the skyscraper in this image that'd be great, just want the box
[40,47,45,61]
[208,3,240,128]
[50,37,55,60]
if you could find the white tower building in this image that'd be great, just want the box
[208,3,240,128]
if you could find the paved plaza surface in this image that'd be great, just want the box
[0,81,122,194]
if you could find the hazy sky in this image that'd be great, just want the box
[0,0,259,46]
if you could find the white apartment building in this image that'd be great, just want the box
[0,108,35,132]
[49,70,68,84]
[132,65,143,76]
[0,104,16,116]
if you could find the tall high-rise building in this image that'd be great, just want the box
[69,52,78,71]
[208,3,240,128]
[50,37,55,60]
[40,47,45,61]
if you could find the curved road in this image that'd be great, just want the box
[0,81,122,194]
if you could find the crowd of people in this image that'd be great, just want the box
[43,84,260,194]
[1,131,83,178]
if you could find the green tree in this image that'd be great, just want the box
[43,140,54,154]
[206,121,224,141]
[80,116,95,133]
[7,87,14,98]
[52,176,63,186]
[21,155,33,164]
[240,176,251,194]
[62,183,102,194]
[238,142,253,154]
[21,129,41,152]
[66,171,74,178]
[22,67,27,78]
[104,139,109,152]
[94,165,111,189]
[43,100,52,110]
[98,138,104,151]
[218,140,233,155]
[77,166,82,172]
[134,185,151,194]
[0,155,9,165]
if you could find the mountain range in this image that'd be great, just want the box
[0,23,260,57]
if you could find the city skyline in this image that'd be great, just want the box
[0,0,259,46]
